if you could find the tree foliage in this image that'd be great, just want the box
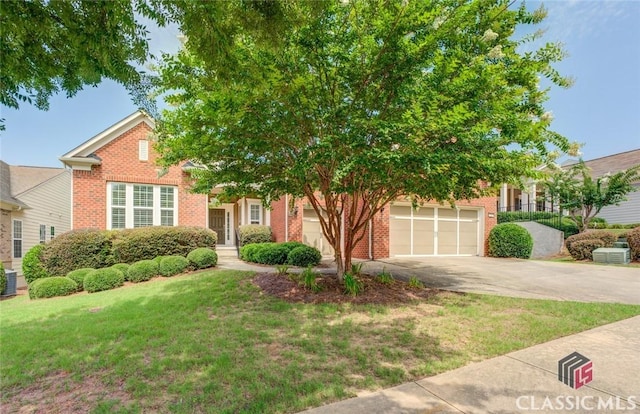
[543,161,640,233]
[155,0,571,278]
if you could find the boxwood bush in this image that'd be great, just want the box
[187,248,218,269]
[41,229,115,276]
[565,230,616,260]
[29,277,78,299]
[126,260,159,283]
[22,244,49,285]
[84,268,125,293]
[535,217,580,239]
[237,225,272,246]
[111,263,130,274]
[254,243,290,265]
[112,226,217,263]
[488,223,533,259]
[66,268,95,291]
[287,245,322,267]
[627,226,640,261]
[159,256,190,277]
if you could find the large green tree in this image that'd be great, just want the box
[543,161,640,233]
[155,0,572,278]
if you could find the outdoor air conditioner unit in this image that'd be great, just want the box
[592,248,631,265]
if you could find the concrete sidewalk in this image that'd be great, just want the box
[300,316,640,413]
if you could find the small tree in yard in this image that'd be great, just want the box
[544,161,640,233]
[154,0,573,280]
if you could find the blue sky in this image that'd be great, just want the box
[1,0,639,168]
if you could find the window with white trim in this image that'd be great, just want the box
[39,224,46,244]
[249,204,261,224]
[13,220,22,258]
[107,183,177,229]
[50,226,55,240]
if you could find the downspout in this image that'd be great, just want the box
[285,194,289,242]
[368,219,373,260]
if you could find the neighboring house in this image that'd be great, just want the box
[0,161,71,285]
[497,149,640,224]
[62,111,497,258]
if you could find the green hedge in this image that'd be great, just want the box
[84,268,125,293]
[237,225,272,246]
[0,261,6,294]
[488,223,533,259]
[22,244,49,285]
[66,268,95,291]
[41,229,115,277]
[111,263,130,274]
[29,277,78,299]
[498,211,558,223]
[627,226,640,261]
[159,256,190,277]
[127,260,159,283]
[187,248,218,269]
[565,231,617,260]
[287,245,322,267]
[112,226,217,263]
[536,217,579,238]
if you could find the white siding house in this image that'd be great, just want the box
[0,161,71,287]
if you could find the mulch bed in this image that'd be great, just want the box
[253,272,441,305]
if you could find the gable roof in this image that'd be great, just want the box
[60,110,155,170]
[0,161,66,210]
[565,148,640,178]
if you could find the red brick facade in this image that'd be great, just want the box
[71,122,206,230]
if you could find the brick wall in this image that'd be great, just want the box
[72,122,207,229]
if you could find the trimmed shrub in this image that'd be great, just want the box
[84,268,125,293]
[498,211,557,223]
[41,229,115,276]
[111,263,130,274]
[66,268,95,291]
[0,261,6,294]
[587,217,607,229]
[280,241,306,253]
[626,226,640,261]
[126,260,159,283]
[237,225,272,246]
[253,243,290,265]
[29,277,78,299]
[159,256,190,277]
[287,245,322,267]
[488,223,533,259]
[565,230,616,260]
[239,244,261,262]
[112,226,217,263]
[187,248,218,269]
[153,256,166,265]
[571,240,606,261]
[22,244,49,285]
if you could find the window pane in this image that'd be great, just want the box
[161,210,174,226]
[13,240,22,258]
[133,185,153,207]
[161,187,174,208]
[13,220,22,238]
[40,224,46,243]
[112,207,126,229]
[250,205,260,224]
[112,183,126,206]
[134,209,153,227]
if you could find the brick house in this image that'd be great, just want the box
[62,111,497,258]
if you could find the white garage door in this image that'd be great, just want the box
[302,208,335,256]
[389,205,480,256]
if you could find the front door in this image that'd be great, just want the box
[209,209,225,244]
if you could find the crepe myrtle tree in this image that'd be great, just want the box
[154,0,572,279]
[543,161,640,233]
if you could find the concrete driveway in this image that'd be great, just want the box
[361,257,640,304]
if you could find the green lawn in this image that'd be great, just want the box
[2,270,639,413]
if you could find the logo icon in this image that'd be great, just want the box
[558,352,593,389]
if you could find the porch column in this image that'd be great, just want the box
[530,183,538,212]
[500,183,507,211]
[239,198,245,226]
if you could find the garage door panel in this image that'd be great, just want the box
[413,220,434,255]
[413,207,434,218]
[438,221,457,255]
[390,219,411,256]
[459,221,478,255]
[459,209,478,220]
[303,209,334,256]
[391,205,412,217]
